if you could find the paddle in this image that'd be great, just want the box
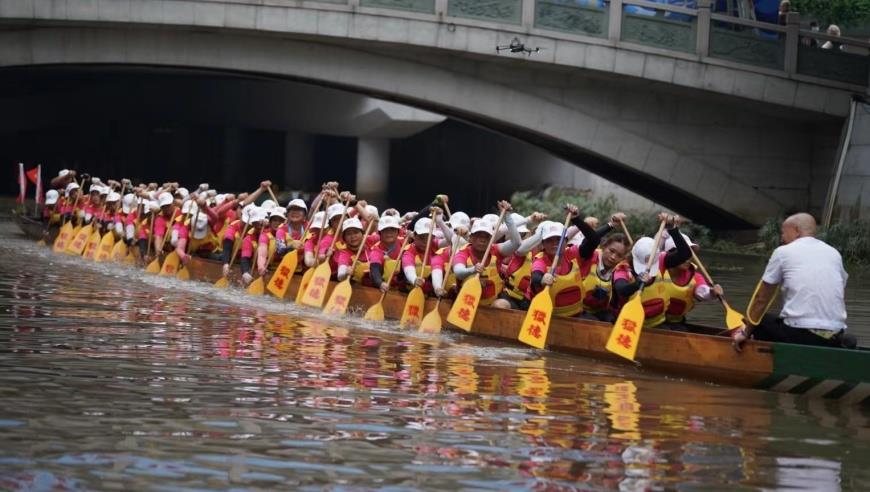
[54,179,83,252]
[446,208,507,332]
[518,213,573,349]
[620,221,634,246]
[175,206,201,281]
[269,193,323,299]
[295,208,329,304]
[605,219,668,362]
[690,250,743,331]
[215,223,249,288]
[323,219,375,315]
[82,204,108,260]
[246,244,278,296]
[400,213,437,328]
[419,234,462,334]
[299,197,352,308]
[363,231,413,321]
[144,211,162,274]
[66,199,97,256]
[93,219,116,263]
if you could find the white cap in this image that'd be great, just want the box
[327,203,346,221]
[89,183,101,193]
[248,207,267,224]
[121,193,135,214]
[569,232,584,246]
[99,186,110,196]
[106,192,121,203]
[206,189,217,198]
[199,183,209,191]
[482,213,499,225]
[45,189,59,205]
[540,221,565,240]
[378,214,401,231]
[181,200,195,215]
[175,187,189,199]
[449,211,470,230]
[632,237,661,277]
[470,220,495,236]
[158,192,174,208]
[287,198,307,211]
[192,213,209,240]
[145,200,160,213]
[269,207,287,220]
[91,177,101,184]
[261,199,276,212]
[414,217,433,235]
[310,211,327,229]
[664,233,698,252]
[215,194,227,206]
[58,169,70,178]
[65,182,80,194]
[241,203,257,224]
[365,204,379,218]
[342,217,364,232]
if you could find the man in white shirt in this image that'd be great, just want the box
[732,213,856,351]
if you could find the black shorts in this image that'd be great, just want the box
[498,292,530,311]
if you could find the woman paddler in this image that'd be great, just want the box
[446,201,520,302]
[335,217,372,284]
[303,211,328,268]
[401,216,445,296]
[279,198,308,254]
[239,207,267,285]
[572,213,631,322]
[368,213,405,293]
[611,214,692,329]
[143,192,179,260]
[61,182,83,224]
[660,233,723,329]
[42,190,60,225]
[525,204,602,318]
[493,212,547,310]
[255,206,286,273]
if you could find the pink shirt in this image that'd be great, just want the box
[401,241,444,270]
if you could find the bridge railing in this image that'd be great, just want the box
[303,0,870,91]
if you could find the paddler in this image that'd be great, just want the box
[335,217,372,284]
[732,213,855,351]
[368,214,405,292]
[50,169,77,191]
[611,214,692,328]
[240,207,267,285]
[61,181,82,224]
[493,212,548,310]
[141,191,178,261]
[121,193,138,245]
[572,213,632,322]
[446,201,520,302]
[303,211,328,268]
[281,198,308,250]
[255,206,286,274]
[42,190,60,225]
[401,216,445,296]
[525,204,602,318]
[660,233,724,329]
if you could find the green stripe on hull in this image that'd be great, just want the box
[772,343,870,382]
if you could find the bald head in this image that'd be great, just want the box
[781,213,817,244]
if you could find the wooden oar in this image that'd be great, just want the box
[690,250,744,331]
[144,211,161,273]
[605,219,668,361]
[267,186,280,205]
[299,197,352,308]
[54,179,83,252]
[363,232,413,321]
[66,196,98,256]
[518,213,573,349]
[93,210,117,263]
[323,219,375,315]
[620,221,634,246]
[82,204,108,260]
[175,207,200,281]
[215,219,249,288]
[400,214,437,328]
[446,208,507,332]
[269,194,323,299]
[247,243,278,296]
[419,235,461,334]
[295,203,329,304]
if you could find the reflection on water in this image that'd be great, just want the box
[1,225,869,490]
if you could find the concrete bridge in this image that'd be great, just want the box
[1,0,868,227]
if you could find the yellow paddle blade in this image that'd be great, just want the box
[722,299,744,331]
[124,250,136,264]
[145,258,161,274]
[363,301,385,321]
[159,252,181,276]
[110,239,127,262]
[246,276,265,295]
[299,262,331,308]
[400,287,425,328]
[214,276,229,288]
[518,287,554,349]
[94,233,115,262]
[605,294,646,361]
[266,250,298,299]
[323,279,352,315]
[446,274,482,332]
[176,266,190,281]
[419,305,442,334]
[53,222,74,252]
[66,224,92,255]
[295,267,315,304]
[81,230,102,260]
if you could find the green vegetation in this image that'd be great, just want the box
[791,0,870,28]
[759,217,870,265]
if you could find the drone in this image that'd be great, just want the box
[496,37,544,55]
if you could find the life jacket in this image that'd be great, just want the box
[403,242,432,280]
[372,240,402,286]
[529,250,585,317]
[663,266,700,323]
[503,253,533,301]
[640,254,669,328]
[456,244,504,306]
[440,247,457,292]
[580,250,614,314]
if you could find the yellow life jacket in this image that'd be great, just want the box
[403,243,431,279]
[457,244,504,306]
[504,252,533,301]
[663,267,698,323]
[581,254,613,314]
[640,275,669,328]
[549,257,585,317]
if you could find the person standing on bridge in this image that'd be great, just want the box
[732,213,855,351]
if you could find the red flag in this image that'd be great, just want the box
[16,163,26,204]
[32,165,43,205]
[25,166,39,185]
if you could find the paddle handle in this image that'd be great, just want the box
[620,221,634,246]
[416,212,437,279]
[547,213,574,277]
[146,210,157,257]
[443,202,452,220]
[185,208,200,256]
[640,220,668,280]
[267,186,280,205]
[479,208,507,268]
[226,225,251,269]
[348,219,375,274]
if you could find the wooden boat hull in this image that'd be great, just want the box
[184,257,870,405]
[12,211,58,243]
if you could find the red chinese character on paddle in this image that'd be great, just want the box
[532,309,546,323]
[165,265,175,273]
[621,319,637,333]
[335,295,347,306]
[279,266,291,277]
[313,277,326,287]
[408,305,420,317]
[309,288,321,299]
[616,333,633,349]
[527,324,542,339]
[458,308,471,322]
[273,277,284,289]
[462,294,476,307]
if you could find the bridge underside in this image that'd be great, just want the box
[0,24,845,227]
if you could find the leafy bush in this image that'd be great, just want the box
[758,216,870,265]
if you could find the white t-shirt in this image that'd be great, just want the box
[762,236,848,330]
